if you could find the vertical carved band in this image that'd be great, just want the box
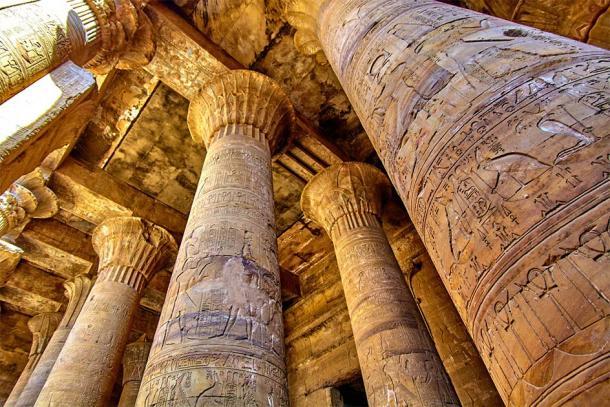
[317,0,610,404]
[118,336,151,407]
[138,71,293,406]
[301,163,458,406]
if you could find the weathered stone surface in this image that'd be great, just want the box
[36,217,176,407]
[461,0,610,49]
[4,312,61,407]
[118,335,151,407]
[301,163,458,406]
[137,71,294,406]
[316,1,610,404]
[15,275,93,407]
[0,240,22,289]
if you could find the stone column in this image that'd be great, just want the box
[15,275,93,407]
[35,217,176,406]
[5,312,61,407]
[301,162,458,406]
[118,336,151,407]
[0,0,155,103]
[286,0,610,404]
[406,255,503,406]
[137,70,294,406]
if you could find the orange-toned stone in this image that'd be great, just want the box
[4,312,61,407]
[301,162,458,406]
[15,275,93,407]
[118,335,151,407]
[35,217,176,406]
[137,70,294,406]
[314,0,610,404]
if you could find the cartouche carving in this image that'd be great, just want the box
[137,70,294,407]
[301,163,459,406]
[5,312,61,407]
[35,217,176,407]
[15,275,93,407]
[316,0,610,404]
[0,168,58,238]
[118,335,151,407]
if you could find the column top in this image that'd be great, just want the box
[92,217,177,283]
[188,70,295,154]
[301,162,392,236]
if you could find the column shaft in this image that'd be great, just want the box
[118,337,151,407]
[15,275,93,407]
[35,217,175,406]
[137,70,293,406]
[316,1,610,405]
[301,163,458,406]
[5,312,61,407]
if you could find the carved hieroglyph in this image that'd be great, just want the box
[316,1,610,405]
[14,275,93,407]
[301,163,458,406]
[137,70,294,406]
[0,0,154,103]
[118,335,151,407]
[4,312,61,407]
[35,217,176,407]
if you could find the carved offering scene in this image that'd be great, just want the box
[0,0,607,406]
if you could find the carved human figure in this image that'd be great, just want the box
[301,162,458,406]
[119,335,151,407]
[136,70,294,406]
[285,0,610,404]
[15,275,93,407]
[4,312,61,407]
[35,217,176,406]
[0,0,155,103]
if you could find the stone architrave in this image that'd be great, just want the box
[136,70,295,406]
[15,275,93,407]
[4,312,62,407]
[301,162,458,406]
[285,0,610,404]
[35,217,176,406]
[118,335,151,407]
[0,0,155,103]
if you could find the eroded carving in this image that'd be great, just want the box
[119,335,151,407]
[137,70,294,407]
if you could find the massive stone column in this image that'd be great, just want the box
[118,336,151,407]
[137,70,294,406]
[15,275,93,407]
[287,0,610,405]
[36,217,176,406]
[0,0,155,103]
[301,162,458,406]
[5,312,61,407]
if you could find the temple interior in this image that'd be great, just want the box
[0,0,608,406]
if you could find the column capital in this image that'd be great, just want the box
[92,217,176,292]
[285,0,326,60]
[0,239,23,287]
[74,0,156,74]
[60,274,94,328]
[28,312,62,357]
[188,70,295,154]
[301,162,391,238]
[0,168,58,238]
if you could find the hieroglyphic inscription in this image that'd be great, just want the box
[35,218,175,407]
[318,0,610,404]
[138,71,293,406]
[301,163,458,406]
